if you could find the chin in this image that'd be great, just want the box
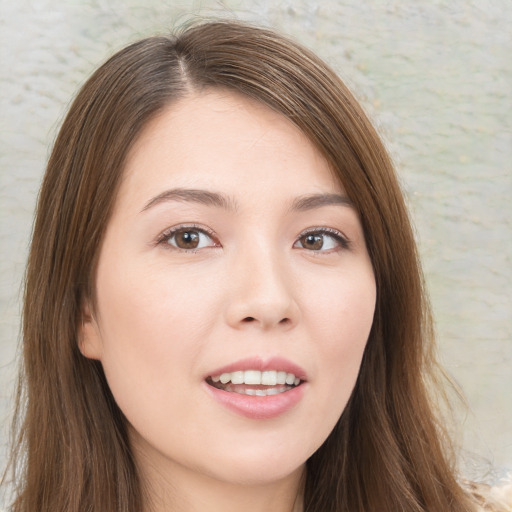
[202,457,306,487]
[193,434,314,487]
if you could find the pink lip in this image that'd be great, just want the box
[206,356,307,380]
[204,382,306,420]
[204,356,307,420]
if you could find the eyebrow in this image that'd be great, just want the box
[141,188,353,213]
[141,188,238,212]
[290,193,354,211]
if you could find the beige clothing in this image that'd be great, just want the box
[468,475,512,511]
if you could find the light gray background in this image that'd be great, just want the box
[1,0,511,485]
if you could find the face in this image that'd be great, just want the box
[81,90,376,487]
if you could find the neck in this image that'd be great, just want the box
[133,440,304,512]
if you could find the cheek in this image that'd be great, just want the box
[306,265,375,410]
[96,256,219,348]
[92,260,221,414]
[306,262,376,347]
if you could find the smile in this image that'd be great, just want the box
[207,370,302,396]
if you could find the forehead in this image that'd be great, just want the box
[118,90,343,210]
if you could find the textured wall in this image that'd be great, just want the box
[1,0,510,485]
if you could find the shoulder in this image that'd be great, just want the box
[465,475,512,512]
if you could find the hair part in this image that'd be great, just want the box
[7,20,479,511]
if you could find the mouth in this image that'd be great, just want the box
[206,370,303,396]
[204,359,307,419]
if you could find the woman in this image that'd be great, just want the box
[5,20,508,512]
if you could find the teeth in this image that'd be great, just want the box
[210,370,301,387]
[230,371,244,384]
[244,370,261,385]
[261,371,277,385]
[228,385,291,396]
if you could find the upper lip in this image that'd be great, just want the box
[206,356,307,381]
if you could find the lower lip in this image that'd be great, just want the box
[204,382,306,420]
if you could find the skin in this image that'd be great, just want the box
[80,89,376,512]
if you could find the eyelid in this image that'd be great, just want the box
[295,227,351,251]
[155,223,221,249]
[154,224,350,252]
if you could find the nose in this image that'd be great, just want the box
[224,244,300,331]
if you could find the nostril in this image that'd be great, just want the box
[241,316,291,325]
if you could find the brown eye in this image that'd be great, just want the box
[174,230,199,249]
[165,228,215,250]
[294,229,348,252]
[299,234,324,250]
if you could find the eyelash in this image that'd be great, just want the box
[156,225,350,252]
[156,224,220,252]
[294,227,351,252]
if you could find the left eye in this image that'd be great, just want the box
[294,230,346,251]
[164,228,215,250]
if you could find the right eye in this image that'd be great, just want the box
[160,226,218,251]
[293,227,350,252]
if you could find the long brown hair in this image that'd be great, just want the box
[7,20,479,511]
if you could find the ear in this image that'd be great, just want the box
[78,299,103,360]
